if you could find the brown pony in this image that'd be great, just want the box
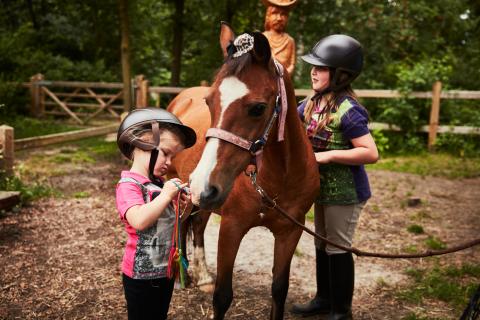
[168,23,319,320]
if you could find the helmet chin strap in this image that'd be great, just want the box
[148,149,164,187]
[147,122,164,187]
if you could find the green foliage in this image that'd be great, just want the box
[0,174,57,204]
[401,313,442,320]
[407,224,424,234]
[370,129,389,154]
[0,0,479,158]
[73,137,119,161]
[305,205,314,222]
[400,264,480,313]
[52,151,95,164]
[73,191,90,199]
[403,245,418,254]
[3,116,82,139]
[424,236,446,250]
[434,133,480,157]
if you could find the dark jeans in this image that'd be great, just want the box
[122,273,174,320]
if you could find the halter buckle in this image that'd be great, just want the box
[249,139,266,154]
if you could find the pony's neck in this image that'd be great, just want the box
[261,76,312,182]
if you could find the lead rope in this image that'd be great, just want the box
[167,193,189,288]
[246,170,480,259]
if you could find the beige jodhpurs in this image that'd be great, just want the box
[314,202,366,255]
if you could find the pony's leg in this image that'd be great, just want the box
[191,211,214,289]
[213,218,244,320]
[270,228,303,320]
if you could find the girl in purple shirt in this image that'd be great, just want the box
[116,108,196,320]
[291,35,378,320]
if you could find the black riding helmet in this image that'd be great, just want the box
[301,34,363,91]
[117,107,196,184]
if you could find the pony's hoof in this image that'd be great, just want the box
[198,283,215,293]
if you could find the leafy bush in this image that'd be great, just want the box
[0,174,56,204]
[434,133,480,157]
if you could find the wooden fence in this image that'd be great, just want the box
[2,75,478,177]
[25,74,480,141]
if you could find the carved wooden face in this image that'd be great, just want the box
[265,6,289,33]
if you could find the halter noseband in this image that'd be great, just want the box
[205,60,288,159]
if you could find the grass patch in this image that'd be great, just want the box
[52,151,96,164]
[401,313,442,320]
[72,137,119,161]
[294,248,303,257]
[403,244,418,253]
[407,224,424,234]
[306,205,314,222]
[6,116,82,139]
[410,210,431,221]
[370,204,381,213]
[368,153,480,179]
[73,191,90,198]
[399,263,480,313]
[425,236,446,250]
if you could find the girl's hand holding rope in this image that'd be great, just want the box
[167,178,193,222]
[163,178,188,200]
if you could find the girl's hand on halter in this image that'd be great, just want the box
[314,151,332,164]
[163,178,188,200]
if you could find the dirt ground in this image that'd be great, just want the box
[0,142,479,320]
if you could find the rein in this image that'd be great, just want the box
[246,169,480,259]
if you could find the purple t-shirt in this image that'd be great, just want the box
[298,96,371,204]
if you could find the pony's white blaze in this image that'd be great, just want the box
[190,138,219,205]
[217,76,249,127]
[189,76,249,204]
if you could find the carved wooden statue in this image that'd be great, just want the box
[262,0,297,76]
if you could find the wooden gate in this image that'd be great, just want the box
[29,74,126,125]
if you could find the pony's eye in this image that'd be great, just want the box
[248,103,267,117]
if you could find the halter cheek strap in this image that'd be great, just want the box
[274,60,287,142]
[205,59,288,172]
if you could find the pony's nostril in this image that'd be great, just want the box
[201,185,220,202]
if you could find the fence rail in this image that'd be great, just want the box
[1,76,480,177]
[20,75,480,146]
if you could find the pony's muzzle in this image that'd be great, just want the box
[199,184,224,210]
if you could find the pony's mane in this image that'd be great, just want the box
[221,52,253,78]
[216,52,276,82]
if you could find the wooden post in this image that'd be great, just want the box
[428,81,442,151]
[135,75,149,108]
[30,73,44,117]
[119,0,132,112]
[0,125,14,177]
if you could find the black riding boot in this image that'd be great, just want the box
[328,252,354,320]
[291,249,330,316]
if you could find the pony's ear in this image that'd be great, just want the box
[220,21,236,59]
[252,32,271,66]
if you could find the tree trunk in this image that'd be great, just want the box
[170,0,185,86]
[118,0,132,112]
[225,0,237,24]
[25,0,39,29]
